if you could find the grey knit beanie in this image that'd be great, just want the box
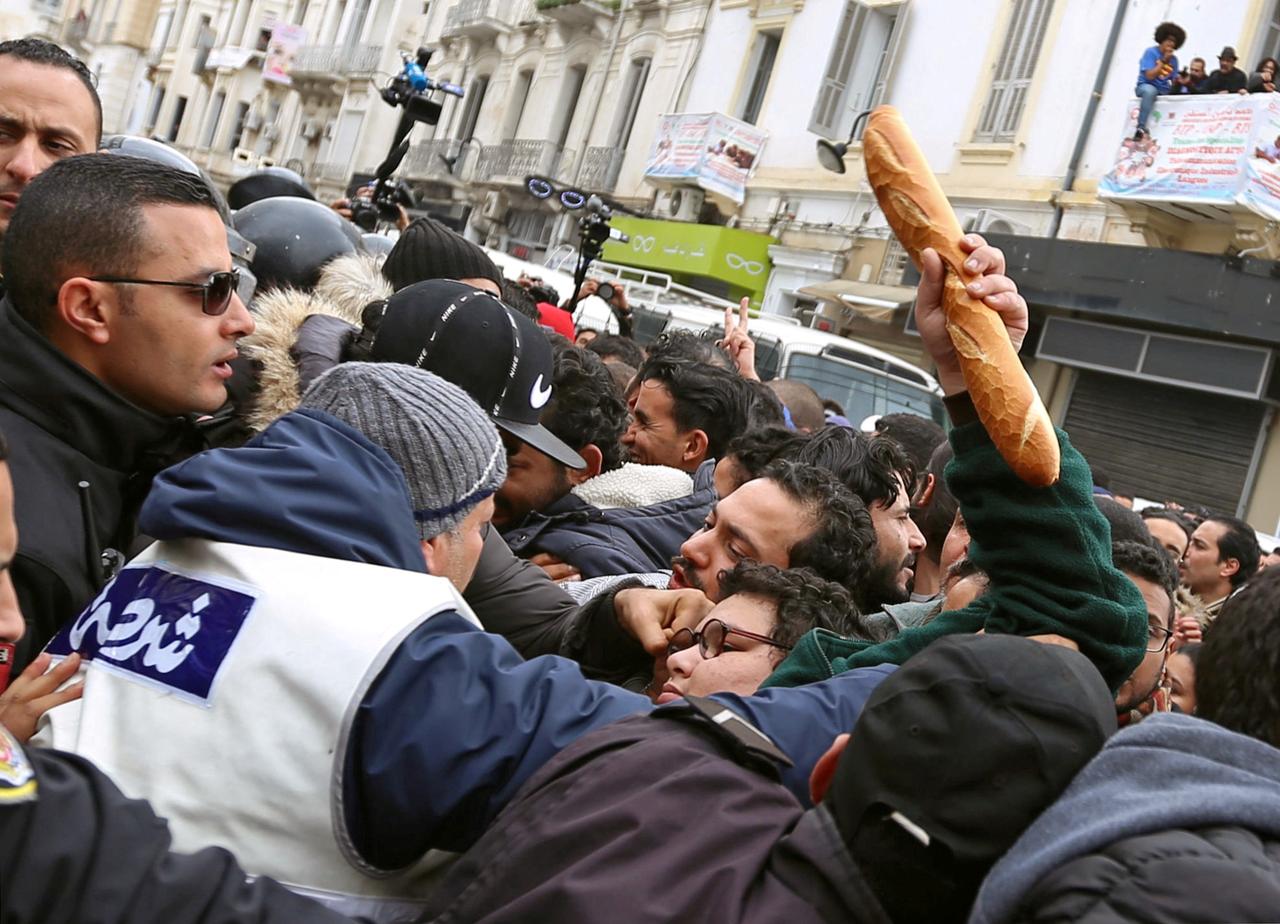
[300,362,507,539]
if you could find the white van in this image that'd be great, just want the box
[483,247,944,425]
[628,300,946,427]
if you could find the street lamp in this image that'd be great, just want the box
[816,110,873,174]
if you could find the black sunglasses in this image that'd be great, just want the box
[89,270,242,316]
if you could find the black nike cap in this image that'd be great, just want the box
[366,279,586,469]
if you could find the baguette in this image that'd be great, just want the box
[862,105,1060,487]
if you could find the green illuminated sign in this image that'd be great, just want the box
[601,216,774,301]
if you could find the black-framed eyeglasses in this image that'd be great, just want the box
[667,618,792,660]
[89,270,242,316]
[1147,622,1174,653]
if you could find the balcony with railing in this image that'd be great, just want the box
[404,138,480,182]
[475,140,573,184]
[534,0,617,24]
[442,0,526,39]
[577,146,625,192]
[291,43,384,81]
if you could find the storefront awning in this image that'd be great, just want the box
[797,280,916,322]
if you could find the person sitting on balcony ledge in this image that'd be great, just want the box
[1134,21,1185,141]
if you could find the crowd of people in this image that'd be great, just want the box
[1134,20,1280,140]
[2,34,1280,924]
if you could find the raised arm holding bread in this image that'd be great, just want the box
[863,105,1060,487]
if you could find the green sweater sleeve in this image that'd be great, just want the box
[763,420,1147,692]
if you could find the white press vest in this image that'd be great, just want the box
[36,538,478,923]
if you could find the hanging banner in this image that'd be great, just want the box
[262,23,307,85]
[1100,93,1280,220]
[643,112,768,205]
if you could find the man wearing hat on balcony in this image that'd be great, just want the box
[1202,46,1249,94]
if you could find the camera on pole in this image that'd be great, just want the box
[351,47,464,232]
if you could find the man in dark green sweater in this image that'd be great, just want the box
[764,241,1148,693]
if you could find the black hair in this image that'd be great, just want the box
[918,442,957,555]
[645,327,733,369]
[822,397,845,416]
[766,379,826,431]
[527,282,560,305]
[634,356,754,461]
[0,38,102,142]
[1154,21,1186,49]
[1112,540,1177,632]
[744,379,786,430]
[1139,506,1194,539]
[1258,56,1279,74]
[1095,496,1151,546]
[718,561,880,656]
[1203,515,1262,588]
[587,334,645,368]
[1173,641,1201,667]
[763,460,877,596]
[3,154,220,333]
[542,343,627,473]
[500,278,540,321]
[793,427,915,510]
[723,427,808,483]
[0,426,7,461]
[874,413,946,483]
[1198,568,1280,748]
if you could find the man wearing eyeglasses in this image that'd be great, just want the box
[1111,540,1179,726]
[0,153,254,668]
[653,561,872,704]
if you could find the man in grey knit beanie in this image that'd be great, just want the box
[301,361,507,590]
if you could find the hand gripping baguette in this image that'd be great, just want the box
[862,106,1060,487]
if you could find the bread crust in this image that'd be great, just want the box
[863,106,1060,487]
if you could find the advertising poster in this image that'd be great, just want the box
[644,114,712,181]
[699,114,768,204]
[1240,95,1280,221]
[1100,95,1253,206]
[262,23,306,85]
[643,112,769,204]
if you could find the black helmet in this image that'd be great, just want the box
[101,135,202,175]
[101,135,254,300]
[361,233,395,256]
[227,166,316,210]
[233,196,365,292]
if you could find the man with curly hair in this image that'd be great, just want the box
[1133,21,1186,140]
[650,561,884,704]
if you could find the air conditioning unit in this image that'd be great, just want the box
[656,186,704,222]
[964,207,1032,236]
[481,190,508,222]
[300,118,320,140]
[245,109,262,131]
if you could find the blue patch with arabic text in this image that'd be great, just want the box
[46,566,255,704]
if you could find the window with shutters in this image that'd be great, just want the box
[808,1,908,140]
[973,0,1054,143]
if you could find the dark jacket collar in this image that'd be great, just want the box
[0,298,190,473]
[770,805,892,924]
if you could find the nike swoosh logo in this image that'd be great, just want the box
[530,374,553,409]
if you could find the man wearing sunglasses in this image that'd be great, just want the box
[0,153,254,666]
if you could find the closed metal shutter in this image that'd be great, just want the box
[1062,370,1267,515]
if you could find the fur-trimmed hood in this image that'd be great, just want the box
[240,252,391,434]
